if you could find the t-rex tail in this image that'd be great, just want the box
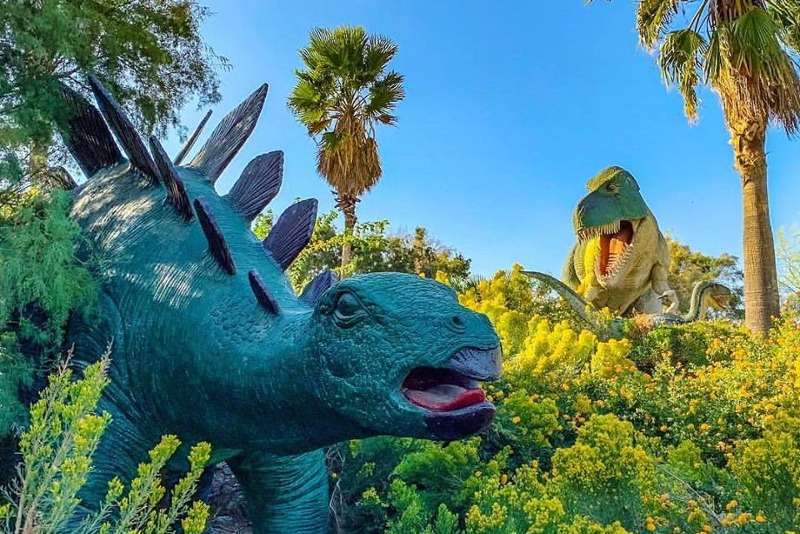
[522,271,598,327]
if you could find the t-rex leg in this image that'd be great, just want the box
[628,289,662,315]
[228,449,329,534]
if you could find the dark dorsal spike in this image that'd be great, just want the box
[194,197,236,275]
[226,151,284,222]
[262,199,318,271]
[149,136,194,222]
[88,75,161,185]
[174,110,212,165]
[188,84,269,184]
[300,270,339,305]
[49,167,79,191]
[57,84,123,177]
[248,269,280,314]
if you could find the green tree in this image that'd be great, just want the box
[666,235,744,319]
[777,225,800,293]
[0,0,226,189]
[253,209,470,290]
[590,0,800,333]
[0,189,97,436]
[288,26,405,266]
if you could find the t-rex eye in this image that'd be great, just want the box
[607,182,619,193]
[334,292,363,323]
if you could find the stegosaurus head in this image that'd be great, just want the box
[58,77,502,452]
[310,273,501,441]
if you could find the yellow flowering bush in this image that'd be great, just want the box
[335,267,800,534]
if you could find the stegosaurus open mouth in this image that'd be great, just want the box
[402,367,486,411]
[403,347,502,440]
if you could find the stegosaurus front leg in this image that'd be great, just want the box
[228,449,329,534]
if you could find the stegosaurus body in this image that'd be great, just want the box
[52,78,501,534]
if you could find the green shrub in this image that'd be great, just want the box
[0,189,97,435]
[0,350,210,534]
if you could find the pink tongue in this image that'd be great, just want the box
[405,385,486,411]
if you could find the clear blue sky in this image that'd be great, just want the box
[161,0,800,277]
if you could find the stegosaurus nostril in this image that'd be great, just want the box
[43,77,503,534]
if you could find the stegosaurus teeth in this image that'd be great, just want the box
[227,151,284,222]
[188,84,269,185]
[174,110,212,166]
[149,136,194,222]
[194,197,237,275]
[88,76,161,185]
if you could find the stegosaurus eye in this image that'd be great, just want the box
[334,292,362,321]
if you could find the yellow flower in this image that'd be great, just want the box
[755,512,766,523]
[500,473,508,485]
[726,500,738,511]
[475,471,482,478]
[512,416,521,424]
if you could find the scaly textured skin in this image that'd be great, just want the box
[524,272,732,339]
[562,167,678,316]
[51,80,501,534]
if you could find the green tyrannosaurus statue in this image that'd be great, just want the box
[562,167,679,316]
[47,78,502,534]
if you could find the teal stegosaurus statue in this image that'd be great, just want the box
[53,77,502,534]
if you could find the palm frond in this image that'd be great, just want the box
[660,28,707,120]
[638,0,684,50]
[366,71,405,122]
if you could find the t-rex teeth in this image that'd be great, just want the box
[57,84,124,177]
[88,76,161,185]
[194,197,236,275]
[227,151,284,222]
[262,199,318,271]
[300,270,339,305]
[188,84,269,185]
[149,136,194,222]
[248,269,280,314]
[174,110,212,166]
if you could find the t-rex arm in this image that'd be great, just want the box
[651,265,679,314]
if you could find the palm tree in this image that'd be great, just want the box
[288,26,405,266]
[590,0,800,333]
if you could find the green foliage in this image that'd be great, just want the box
[253,209,471,290]
[334,266,800,533]
[0,0,226,191]
[0,0,225,139]
[777,224,800,300]
[666,235,743,319]
[0,352,211,534]
[0,189,96,436]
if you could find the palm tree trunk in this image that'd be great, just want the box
[730,116,781,334]
[337,194,358,267]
